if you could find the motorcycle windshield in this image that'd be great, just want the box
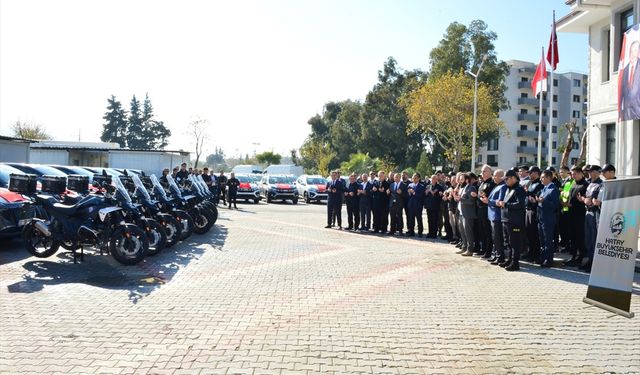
[165,174,183,198]
[189,175,204,195]
[196,175,209,192]
[132,174,151,201]
[113,176,133,204]
[150,175,169,200]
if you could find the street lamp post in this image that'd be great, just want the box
[466,54,487,173]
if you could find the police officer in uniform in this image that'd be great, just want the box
[562,166,589,267]
[345,173,360,231]
[226,172,240,209]
[497,169,526,271]
[483,169,507,264]
[372,171,390,234]
[524,166,544,262]
[536,169,559,267]
[581,165,603,272]
[217,170,227,206]
[406,173,426,237]
[477,165,496,257]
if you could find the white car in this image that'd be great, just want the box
[296,175,328,203]
[234,174,262,203]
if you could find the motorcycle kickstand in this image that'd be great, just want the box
[80,245,84,262]
[72,247,77,264]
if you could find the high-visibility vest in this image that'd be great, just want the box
[560,178,574,212]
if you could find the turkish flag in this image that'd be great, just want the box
[532,53,548,98]
[546,14,559,70]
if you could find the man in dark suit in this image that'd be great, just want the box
[425,174,445,238]
[357,173,373,231]
[325,170,344,229]
[477,165,496,257]
[406,173,425,237]
[621,40,640,121]
[482,169,507,265]
[524,166,543,262]
[345,173,360,231]
[536,170,559,268]
[389,173,405,235]
[226,172,240,209]
[372,171,390,234]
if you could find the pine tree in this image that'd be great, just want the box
[140,93,171,149]
[101,95,128,147]
[127,95,144,149]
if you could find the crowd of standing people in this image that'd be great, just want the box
[160,162,241,209]
[324,162,617,273]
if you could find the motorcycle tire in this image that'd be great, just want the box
[190,207,214,235]
[144,219,167,256]
[157,213,181,248]
[109,224,148,265]
[173,210,194,241]
[22,221,60,258]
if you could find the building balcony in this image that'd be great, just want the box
[517,113,548,122]
[517,81,531,89]
[518,66,536,74]
[517,130,549,138]
[517,97,540,106]
[517,146,549,154]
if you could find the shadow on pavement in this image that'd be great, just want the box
[6,225,228,304]
[0,236,31,265]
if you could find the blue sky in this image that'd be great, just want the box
[0,0,586,158]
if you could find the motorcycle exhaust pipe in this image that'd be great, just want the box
[34,221,52,237]
[77,225,99,242]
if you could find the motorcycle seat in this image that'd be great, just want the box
[52,202,79,215]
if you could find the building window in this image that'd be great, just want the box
[552,157,556,165]
[519,157,528,164]
[553,110,558,118]
[603,28,611,81]
[521,77,529,82]
[571,157,578,165]
[573,142,579,150]
[520,124,527,131]
[521,109,528,114]
[543,93,547,101]
[552,126,557,133]
[487,138,499,151]
[553,94,558,102]
[487,154,498,166]
[573,79,581,87]
[521,93,528,98]
[572,110,581,118]
[553,79,558,87]
[552,141,557,149]
[520,140,527,147]
[605,123,616,164]
[615,8,635,72]
[573,95,581,102]
[477,154,482,163]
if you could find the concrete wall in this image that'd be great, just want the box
[28,149,68,165]
[0,139,29,163]
[109,151,189,175]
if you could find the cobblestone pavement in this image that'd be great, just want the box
[1,202,639,375]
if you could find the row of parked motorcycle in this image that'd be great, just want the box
[2,167,218,265]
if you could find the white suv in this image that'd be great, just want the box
[260,174,299,204]
[296,175,328,203]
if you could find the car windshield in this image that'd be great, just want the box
[307,177,326,184]
[269,176,294,184]
[237,176,250,183]
[0,165,25,188]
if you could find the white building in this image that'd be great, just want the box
[559,0,640,176]
[28,141,190,174]
[0,135,30,163]
[478,60,588,169]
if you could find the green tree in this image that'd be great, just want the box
[415,151,434,177]
[330,100,363,163]
[100,96,128,147]
[429,20,509,112]
[360,57,426,169]
[255,151,282,166]
[11,120,50,140]
[290,148,300,166]
[402,71,502,172]
[140,93,171,149]
[126,95,144,149]
[339,153,382,175]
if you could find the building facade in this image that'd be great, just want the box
[478,60,588,169]
[559,0,640,176]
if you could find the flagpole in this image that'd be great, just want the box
[538,46,544,168]
[548,10,555,167]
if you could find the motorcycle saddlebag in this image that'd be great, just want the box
[67,175,90,193]
[8,174,37,194]
[41,175,67,194]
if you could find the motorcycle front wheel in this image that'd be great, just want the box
[144,219,167,256]
[109,224,148,265]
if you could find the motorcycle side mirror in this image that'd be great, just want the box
[124,169,129,176]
